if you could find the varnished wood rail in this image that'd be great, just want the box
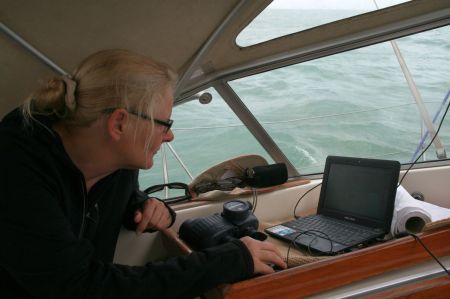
[365,275,450,298]
[215,227,450,298]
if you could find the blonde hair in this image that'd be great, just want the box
[23,49,177,128]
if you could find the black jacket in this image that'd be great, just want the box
[0,109,254,299]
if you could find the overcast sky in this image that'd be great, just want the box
[268,0,409,10]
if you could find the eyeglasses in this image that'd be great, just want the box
[127,111,173,133]
[103,108,173,133]
[143,182,192,204]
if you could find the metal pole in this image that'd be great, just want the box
[1,22,68,75]
[372,0,446,159]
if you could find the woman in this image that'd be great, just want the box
[0,49,286,298]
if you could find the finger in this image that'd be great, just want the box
[258,249,287,270]
[134,211,142,223]
[147,204,165,229]
[153,200,172,228]
[140,199,171,230]
[137,201,156,233]
[258,241,285,261]
[259,240,282,253]
[269,253,287,269]
[159,209,172,228]
[241,237,284,260]
[255,262,275,275]
[258,249,280,264]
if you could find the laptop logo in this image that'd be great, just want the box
[344,216,356,222]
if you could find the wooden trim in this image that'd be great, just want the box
[161,228,192,255]
[217,227,450,298]
[365,275,450,298]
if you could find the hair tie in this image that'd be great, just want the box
[61,75,77,111]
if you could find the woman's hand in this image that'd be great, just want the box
[134,198,172,234]
[240,236,287,274]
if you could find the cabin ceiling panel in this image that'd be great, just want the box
[0,34,56,117]
[2,0,448,112]
[1,0,239,71]
[0,0,240,117]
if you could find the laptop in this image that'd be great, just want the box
[265,156,400,255]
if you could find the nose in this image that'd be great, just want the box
[163,129,174,142]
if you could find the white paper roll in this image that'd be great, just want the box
[391,185,450,236]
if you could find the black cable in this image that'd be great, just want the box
[286,229,333,267]
[291,100,448,226]
[398,98,450,186]
[395,100,450,275]
[293,183,322,219]
[286,94,450,267]
[409,233,450,276]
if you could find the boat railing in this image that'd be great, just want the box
[411,89,450,162]
[160,96,448,186]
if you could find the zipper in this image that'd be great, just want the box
[78,178,87,239]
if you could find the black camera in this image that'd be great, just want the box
[179,200,267,250]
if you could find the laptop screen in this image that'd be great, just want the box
[319,156,400,231]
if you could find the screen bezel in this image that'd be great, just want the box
[318,155,400,231]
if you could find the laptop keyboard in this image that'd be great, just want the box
[285,215,379,245]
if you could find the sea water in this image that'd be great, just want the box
[139,9,450,189]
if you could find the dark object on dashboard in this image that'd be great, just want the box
[192,163,288,194]
[179,200,266,249]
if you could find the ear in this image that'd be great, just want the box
[107,108,129,141]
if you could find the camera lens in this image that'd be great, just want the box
[222,200,252,222]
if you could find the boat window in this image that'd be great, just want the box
[138,89,274,190]
[230,26,450,174]
[236,0,411,47]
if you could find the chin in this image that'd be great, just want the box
[143,163,153,170]
[143,157,154,169]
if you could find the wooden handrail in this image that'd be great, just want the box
[218,227,450,298]
[365,275,450,298]
[161,228,192,255]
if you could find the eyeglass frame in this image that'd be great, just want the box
[143,182,192,204]
[102,108,173,133]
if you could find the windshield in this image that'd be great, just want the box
[230,25,450,174]
[138,12,449,193]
